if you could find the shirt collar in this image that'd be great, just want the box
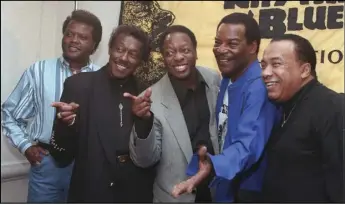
[224,59,261,87]
[169,69,207,105]
[58,56,95,72]
[281,78,318,112]
[104,63,137,87]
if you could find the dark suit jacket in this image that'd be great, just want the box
[49,66,155,203]
[262,80,344,203]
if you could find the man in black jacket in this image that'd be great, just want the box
[260,34,344,203]
[49,25,156,203]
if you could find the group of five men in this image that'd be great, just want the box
[2,9,343,203]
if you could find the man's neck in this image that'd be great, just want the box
[281,76,316,110]
[64,56,89,70]
[177,69,198,90]
[107,65,132,85]
[229,57,257,82]
[69,61,88,71]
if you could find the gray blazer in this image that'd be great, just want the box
[129,66,221,203]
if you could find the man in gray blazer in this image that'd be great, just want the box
[124,25,220,202]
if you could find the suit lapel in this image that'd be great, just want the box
[160,75,193,163]
[197,68,221,155]
[205,83,220,155]
[92,68,118,165]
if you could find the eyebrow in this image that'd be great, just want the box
[261,57,283,63]
[214,37,240,42]
[270,57,283,61]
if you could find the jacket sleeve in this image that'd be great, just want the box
[49,78,79,167]
[129,113,163,168]
[187,79,278,185]
[317,94,344,202]
[1,66,37,154]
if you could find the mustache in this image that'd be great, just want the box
[64,43,81,49]
[215,54,232,60]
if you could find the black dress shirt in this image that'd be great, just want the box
[169,70,214,203]
[107,66,140,154]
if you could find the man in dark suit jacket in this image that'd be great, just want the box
[49,25,156,203]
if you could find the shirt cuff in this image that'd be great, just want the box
[134,112,154,139]
[20,141,33,154]
[186,153,223,188]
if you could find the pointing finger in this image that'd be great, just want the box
[123,92,138,101]
[144,87,152,99]
[51,102,67,108]
[69,102,79,110]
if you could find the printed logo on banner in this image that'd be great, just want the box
[120,1,344,92]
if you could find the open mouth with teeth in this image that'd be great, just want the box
[174,64,188,72]
[116,64,128,71]
[217,58,233,65]
[266,81,279,88]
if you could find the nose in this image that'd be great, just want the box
[262,65,273,79]
[120,51,129,62]
[174,52,184,62]
[215,44,230,54]
[71,34,79,43]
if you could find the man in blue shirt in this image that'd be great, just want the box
[172,13,279,202]
[1,10,102,203]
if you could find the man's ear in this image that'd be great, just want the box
[89,42,96,54]
[300,63,312,79]
[249,41,258,55]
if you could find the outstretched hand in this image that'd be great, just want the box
[171,146,212,198]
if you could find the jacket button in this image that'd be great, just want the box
[110,182,114,187]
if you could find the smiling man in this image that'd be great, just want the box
[49,25,156,202]
[171,13,279,203]
[1,10,102,203]
[127,25,221,203]
[260,34,344,203]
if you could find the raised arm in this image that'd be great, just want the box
[172,79,279,197]
[208,80,277,182]
[49,78,79,167]
[125,88,162,168]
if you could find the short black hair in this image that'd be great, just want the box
[108,24,150,62]
[62,10,103,53]
[159,25,197,53]
[217,13,261,54]
[271,34,317,78]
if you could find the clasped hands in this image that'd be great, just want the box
[171,146,213,198]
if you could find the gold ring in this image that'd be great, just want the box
[57,112,62,119]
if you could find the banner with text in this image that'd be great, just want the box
[120,1,344,92]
